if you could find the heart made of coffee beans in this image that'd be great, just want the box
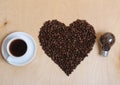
[39,19,96,76]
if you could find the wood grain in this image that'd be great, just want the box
[0,0,120,85]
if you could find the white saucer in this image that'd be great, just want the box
[1,32,37,66]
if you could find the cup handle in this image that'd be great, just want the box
[7,56,13,62]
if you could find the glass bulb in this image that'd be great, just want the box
[99,32,115,57]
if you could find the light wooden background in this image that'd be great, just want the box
[0,0,120,85]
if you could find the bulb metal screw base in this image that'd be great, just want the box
[101,50,109,57]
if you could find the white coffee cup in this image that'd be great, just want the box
[6,37,30,63]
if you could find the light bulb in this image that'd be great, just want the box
[99,32,115,57]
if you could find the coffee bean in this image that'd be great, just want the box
[38,19,96,76]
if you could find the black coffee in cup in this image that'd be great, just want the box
[9,39,27,57]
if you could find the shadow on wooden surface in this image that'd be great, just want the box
[96,32,103,55]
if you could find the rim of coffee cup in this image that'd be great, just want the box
[7,37,29,58]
